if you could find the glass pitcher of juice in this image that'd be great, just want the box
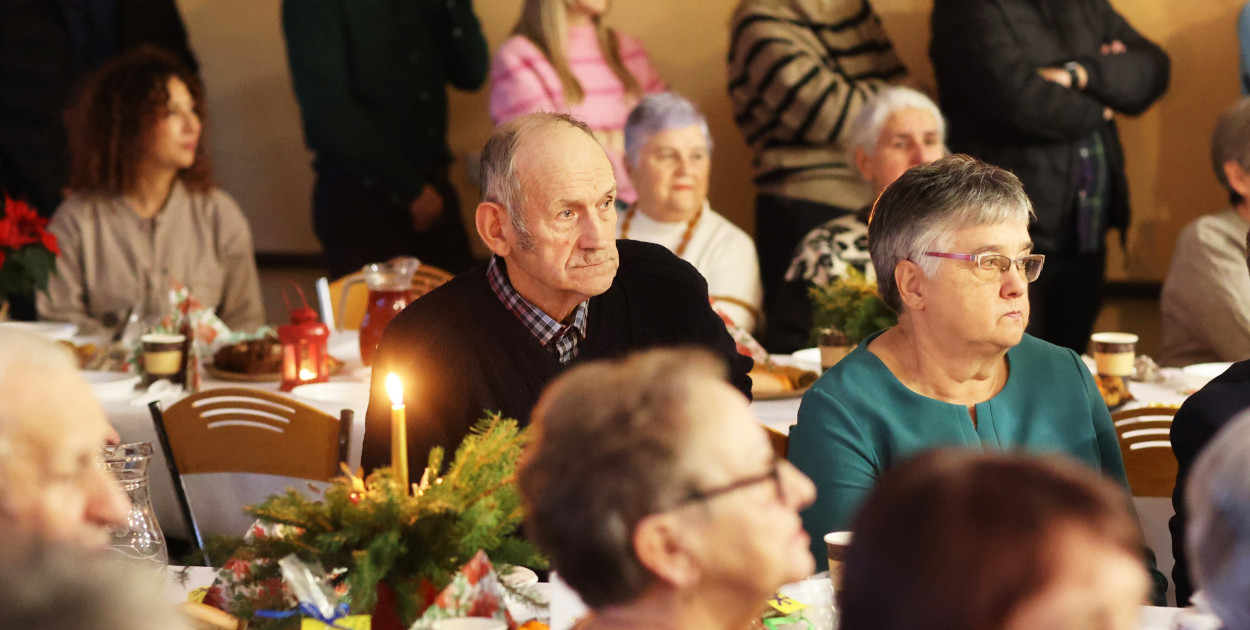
[342,257,420,366]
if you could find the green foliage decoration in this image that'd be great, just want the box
[200,414,546,628]
[808,267,898,346]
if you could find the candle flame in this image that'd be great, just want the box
[386,372,403,406]
[299,368,316,380]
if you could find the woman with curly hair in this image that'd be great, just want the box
[38,46,263,333]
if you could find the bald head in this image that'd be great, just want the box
[0,330,127,548]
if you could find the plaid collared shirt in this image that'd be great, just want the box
[487,255,588,364]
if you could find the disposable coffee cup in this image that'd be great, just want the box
[1090,332,1138,377]
[824,530,853,591]
[141,333,186,377]
[431,619,506,630]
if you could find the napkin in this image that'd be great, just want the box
[128,379,183,407]
[410,551,517,630]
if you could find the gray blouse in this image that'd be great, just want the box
[37,182,264,333]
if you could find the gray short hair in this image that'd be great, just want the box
[868,155,1035,312]
[1211,98,1250,205]
[1186,409,1250,628]
[623,92,713,168]
[845,86,946,159]
[519,348,726,609]
[479,112,597,250]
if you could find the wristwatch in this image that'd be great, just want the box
[1063,62,1083,90]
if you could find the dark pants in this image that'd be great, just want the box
[1027,249,1106,354]
[312,167,473,280]
[755,194,854,303]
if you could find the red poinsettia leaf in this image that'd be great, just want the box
[40,230,59,256]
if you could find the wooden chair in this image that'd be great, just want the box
[319,263,453,331]
[764,425,790,459]
[1111,403,1181,605]
[149,389,352,559]
[1112,405,1181,498]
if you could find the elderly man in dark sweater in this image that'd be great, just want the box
[362,113,753,479]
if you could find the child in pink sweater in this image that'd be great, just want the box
[490,1,665,204]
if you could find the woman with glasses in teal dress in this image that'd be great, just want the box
[789,155,1164,600]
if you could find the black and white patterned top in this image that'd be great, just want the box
[783,206,875,287]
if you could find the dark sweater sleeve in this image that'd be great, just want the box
[1076,0,1169,115]
[361,297,475,480]
[1169,396,1223,605]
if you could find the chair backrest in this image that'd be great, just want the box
[1112,405,1181,498]
[323,264,453,331]
[160,388,341,481]
[764,425,789,459]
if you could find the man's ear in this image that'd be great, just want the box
[895,259,926,311]
[476,201,512,258]
[1225,160,1250,201]
[632,513,701,590]
[854,146,873,182]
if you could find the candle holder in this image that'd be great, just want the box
[279,284,330,392]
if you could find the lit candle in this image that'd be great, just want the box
[385,373,409,493]
[299,368,317,381]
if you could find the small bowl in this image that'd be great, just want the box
[1181,362,1232,392]
[0,321,78,341]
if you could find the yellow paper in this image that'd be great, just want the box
[187,587,208,604]
[766,592,807,615]
[301,615,372,630]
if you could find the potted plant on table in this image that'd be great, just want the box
[0,195,59,319]
[808,267,897,369]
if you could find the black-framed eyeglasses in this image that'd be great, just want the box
[675,457,785,507]
[923,251,1046,283]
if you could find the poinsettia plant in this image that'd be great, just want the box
[0,195,60,303]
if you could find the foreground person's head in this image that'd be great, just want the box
[0,330,127,548]
[1186,410,1250,629]
[840,450,1148,630]
[846,86,946,196]
[869,155,1039,352]
[477,112,620,320]
[520,349,815,624]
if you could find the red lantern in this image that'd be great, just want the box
[279,285,329,392]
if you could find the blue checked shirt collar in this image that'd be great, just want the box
[487,255,588,364]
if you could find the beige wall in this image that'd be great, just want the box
[182,0,1244,280]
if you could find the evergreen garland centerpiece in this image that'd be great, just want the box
[202,414,546,628]
[808,267,897,348]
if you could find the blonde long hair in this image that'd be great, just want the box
[512,0,642,106]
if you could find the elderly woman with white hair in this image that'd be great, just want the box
[764,86,945,352]
[1185,409,1250,629]
[618,93,763,332]
[788,155,1166,601]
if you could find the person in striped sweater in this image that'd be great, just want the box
[489,0,665,205]
[728,0,908,302]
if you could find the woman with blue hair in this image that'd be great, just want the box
[618,93,763,332]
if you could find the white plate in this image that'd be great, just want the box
[290,381,370,408]
[790,347,822,372]
[0,321,78,341]
[81,370,141,401]
[1181,362,1232,392]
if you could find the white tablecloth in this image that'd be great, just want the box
[103,332,373,540]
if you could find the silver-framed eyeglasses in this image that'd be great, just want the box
[924,251,1046,283]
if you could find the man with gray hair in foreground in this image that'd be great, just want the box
[362,112,751,481]
[0,329,128,548]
